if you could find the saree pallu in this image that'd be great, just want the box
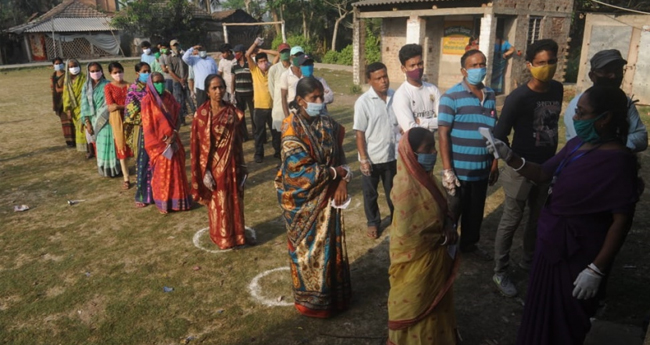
[133,126,153,204]
[125,82,151,205]
[62,73,87,152]
[142,91,191,213]
[516,139,638,345]
[191,102,246,249]
[105,83,133,159]
[82,78,121,177]
[275,113,351,318]
[387,131,459,345]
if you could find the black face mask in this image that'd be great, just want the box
[594,76,623,88]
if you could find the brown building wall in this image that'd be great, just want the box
[381,17,407,88]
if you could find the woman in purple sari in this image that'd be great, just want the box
[488,85,639,345]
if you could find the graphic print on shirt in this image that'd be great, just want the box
[412,93,437,119]
[532,100,561,147]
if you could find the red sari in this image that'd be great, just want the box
[190,101,247,249]
[105,82,133,159]
[141,84,192,213]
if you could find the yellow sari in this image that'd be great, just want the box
[62,59,87,152]
[387,131,460,345]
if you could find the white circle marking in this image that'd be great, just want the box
[248,267,293,307]
[192,226,257,253]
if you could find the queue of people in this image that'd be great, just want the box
[48,36,646,345]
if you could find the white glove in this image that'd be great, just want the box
[359,159,372,177]
[203,170,216,191]
[572,267,602,300]
[254,37,264,46]
[486,138,514,162]
[442,169,461,196]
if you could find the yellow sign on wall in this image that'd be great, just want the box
[442,21,474,56]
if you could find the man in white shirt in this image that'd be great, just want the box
[392,43,442,134]
[280,49,334,117]
[217,43,236,102]
[354,62,398,239]
[268,42,291,158]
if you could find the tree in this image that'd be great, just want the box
[323,0,352,51]
[0,0,61,30]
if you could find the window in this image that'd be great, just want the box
[528,17,542,45]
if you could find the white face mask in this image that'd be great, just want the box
[199,51,208,58]
[69,67,81,75]
[54,63,64,71]
[143,48,151,55]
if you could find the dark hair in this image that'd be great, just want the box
[582,85,629,144]
[88,62,104,73]
[399,44,423,66]
[525,39,558,63]
[150,72,164,82]
[460,49,484,68]
[365,62,387,79]
[204,74,225,91]
[255,52,268,62]
[52,57,63,64]
[289,77,324,112]
[219,43,232,53]
[108,61,124,73]
[135,62,150,72]
[158,41,168,48]
[407,127,433,152]
[141,41,151,48]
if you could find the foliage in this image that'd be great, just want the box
[350,84,362,94]
[364,25,381,65]
[321,50,339,64]
[336,44,353,65]
[286,34,319,56]
[0,0,61,31]
[111,0,205,45]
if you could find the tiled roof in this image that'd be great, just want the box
[26,17,113,32]
[211,9,237,21]
[353,0,452,6]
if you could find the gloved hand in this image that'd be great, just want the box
[572,267,602,300]
[254,37,264,46]
[442,169,461,196]
[203,170,216,191]
[359,159,372,176]
[486,138,514,162]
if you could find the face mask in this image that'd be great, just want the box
[405,67,424,81]
[573,112,607,144]
[280,51,290,61]
[154,82,165,95]
[300,65,314,78]
[199,51,208,58]
[465,67,487,85]
[54,64,64,71]
[292,56,301,67]
[160,48,168,54]
[138,72,150,83]
[69,67,81,75]
[89,71,103,81]
[594,76,623,88]
[143,48,151,55]
[258,62,269,72]
[154,52,161,59]
[111,72,124,82]
[303,102,324,117]
[416,153,437,172]
[529,63,557,83]
[234,52,242,60]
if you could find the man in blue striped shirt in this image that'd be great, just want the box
[438,49,499,260]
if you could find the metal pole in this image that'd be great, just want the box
[223,24,229,44]
[51,17,56,58]
[281,20,286,43]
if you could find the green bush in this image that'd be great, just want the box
[365,26,381,64]
[322,50,339,64]
[271,35,284,50]
[337,45,354,66]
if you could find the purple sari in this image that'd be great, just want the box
[516,138,638,345]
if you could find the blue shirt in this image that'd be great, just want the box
[438,81,497,181]
[182,48,219,91]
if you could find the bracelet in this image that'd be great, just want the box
[342,165,353,183]
[513,157,526,172]
[588,263,605,277]
[330,167,337,180]
[440,235,449,246]
[359,159,369,164]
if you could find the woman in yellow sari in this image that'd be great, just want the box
[62,58,91,157]
[388,127,460,345]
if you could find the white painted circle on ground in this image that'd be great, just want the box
[192,226,257,253]
[248,267,293,307]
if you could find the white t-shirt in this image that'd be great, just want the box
[392,81,442,132]
[218,58,236,96]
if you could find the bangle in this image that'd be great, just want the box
[330,167,337,180]
[440,235,449,246]
[513,157,526,172]
[588,263,605,277]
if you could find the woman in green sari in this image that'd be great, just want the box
[81,62,121,177]
[62,58,91,156]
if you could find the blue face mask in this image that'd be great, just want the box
[573,112,606,144]
[304,102,324,117]
[300,65,314,78]
[138,72,150,83]
[465,67,487,85]
[416,153,437,172]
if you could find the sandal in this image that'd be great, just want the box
[122,180,131,190]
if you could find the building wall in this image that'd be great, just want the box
[381,17,407,87]
[494,0,572,13]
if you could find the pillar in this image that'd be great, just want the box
[352,8,366,86]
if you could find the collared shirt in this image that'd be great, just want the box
[169,50,188,81]
[392,81,442,132]
[564,92,648,153]
[279,67,334,105]
[140,53,162,73]
[353,87,398,164]
[158,53,173,80]
[231,60,253,96]
[182,48,219,91]
[269,62,290,130]
[249,62,272,109]
[438,80,497,181]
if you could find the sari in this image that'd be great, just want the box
[387,130,460,345]
[105,82,133,159]
[62,59,87,152]
[125,81,153,205]
[141,79,192,213]
[515,138,638,345]
[190,101,246,249]
[51,71,75,147]
[80,68,121,177]
[491,40,512,94]
[274,112,351,318]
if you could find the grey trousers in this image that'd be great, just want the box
[493,165,549,274]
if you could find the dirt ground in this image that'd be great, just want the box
[0,64,649,345]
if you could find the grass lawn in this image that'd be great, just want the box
[1,63,649,345]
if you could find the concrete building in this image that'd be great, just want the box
[351,0,574,96]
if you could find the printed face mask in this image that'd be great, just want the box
[154,82,165,95]
[405,67,424,81]
[303,102,324,117]
[300,65,314,78]
[465,67,487,85]
[89,71,103,81]
[573,112,607,144]
[416,153,437,172]
[143,48,151,55]
[529,63,557,83]
[111,72,124,82]
[138,72,150,83]
[69,66,81,75]
[199,51,208,58]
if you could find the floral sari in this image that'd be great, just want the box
[387,130,460,345]
[125,81,152,205]
[274,112,351,318]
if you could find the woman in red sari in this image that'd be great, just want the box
[141,72,192,213]
[105,61,133,190]
[190,74,247,249]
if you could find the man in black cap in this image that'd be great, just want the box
[564,49,647,152]
[231,43,255,141]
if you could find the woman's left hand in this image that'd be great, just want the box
[333,181,348,206]
[441,224,458,246]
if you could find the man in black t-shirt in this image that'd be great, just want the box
[492,39,563,298]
